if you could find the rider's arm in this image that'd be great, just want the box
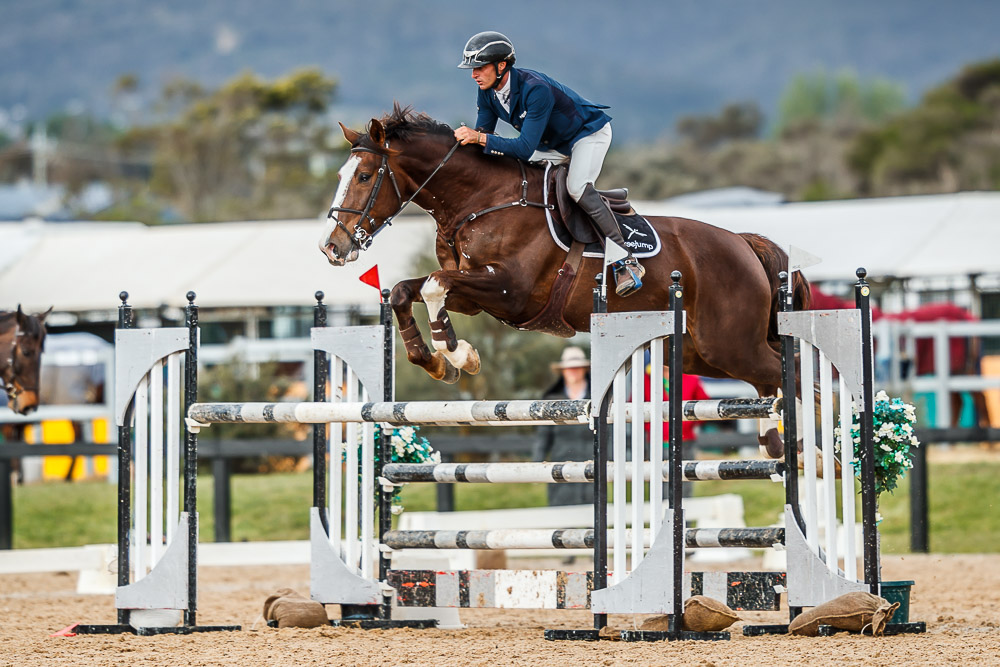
[474,88,499,133]
[483,83,554,161]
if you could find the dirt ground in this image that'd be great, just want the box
[2,553,999,666]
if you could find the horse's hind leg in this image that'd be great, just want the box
[389,277,460,384]
[695,335,787,458]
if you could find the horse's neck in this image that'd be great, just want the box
[414,148,542,225]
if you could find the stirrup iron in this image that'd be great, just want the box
[613,257,645,297]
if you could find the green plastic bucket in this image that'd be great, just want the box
[880,580,914,623]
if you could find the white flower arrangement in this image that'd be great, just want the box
[835,390,920,496]
[367,424,440,503]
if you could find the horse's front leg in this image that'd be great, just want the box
[389,277,460,384]
[419,270,495,377]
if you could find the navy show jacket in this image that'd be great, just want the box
[474,67,611,161]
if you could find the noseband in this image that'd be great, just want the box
[326,139,461,255]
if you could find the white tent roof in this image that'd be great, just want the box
[0,216,437,313]
[2,191,998,314]
[634,191,1000,282]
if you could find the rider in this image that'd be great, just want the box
[453,31,645,297]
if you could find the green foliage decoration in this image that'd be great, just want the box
[835,391,920,496]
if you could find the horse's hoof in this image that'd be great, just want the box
[758,429,784,459]
[431,352,461,384]
[462,346,481,375]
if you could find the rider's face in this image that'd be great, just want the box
[471,63,505,90]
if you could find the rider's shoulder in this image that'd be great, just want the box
[518,68,550,86]
[519,69,557,99]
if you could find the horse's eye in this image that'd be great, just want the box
[358,173,372,183]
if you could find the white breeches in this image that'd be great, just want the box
[529,122,612,201]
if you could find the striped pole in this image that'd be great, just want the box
[381,527,785,550]
[382,460,784,484]
[188,397,781,427]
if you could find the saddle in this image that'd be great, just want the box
[546,165,633,245]
[543,164,661,259]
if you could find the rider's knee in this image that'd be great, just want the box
[566,179,592,202]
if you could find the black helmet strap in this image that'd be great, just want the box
[491,61,508,90]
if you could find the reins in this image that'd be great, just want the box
[327,138,552,263]
[446,159,552,250]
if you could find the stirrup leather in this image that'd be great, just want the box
[613,257,645,297]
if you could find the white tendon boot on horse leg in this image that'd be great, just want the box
[421,277,481,375]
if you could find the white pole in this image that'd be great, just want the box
[345,368,360,572]
[934,328,951,427]
[360,387,375,579]
[612,369,627,583]
[630,348,645,568]
[149,360,164,565]
[329,356,343,556]
[839,375,858,582]
[134,376,148,581]
[819,352,838,574]
[800,343,819,553]
[649,339,664,544]
[166,353,180,544]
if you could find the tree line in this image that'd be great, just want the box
[2,58,998,223]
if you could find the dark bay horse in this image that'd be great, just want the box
[0,306,50,415]
[318,106,810,456]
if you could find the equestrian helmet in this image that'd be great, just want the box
[458,31,515,69]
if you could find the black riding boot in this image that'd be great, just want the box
[577,183,645,296]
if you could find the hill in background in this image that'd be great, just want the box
[3,0,1000,143]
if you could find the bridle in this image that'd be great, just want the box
[327,138,461,257]
[1,323,28,404]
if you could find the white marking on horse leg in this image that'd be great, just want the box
[317,155,360,251]
[421,276,449,353]
[758,417,778,438]
[420,276,480,373]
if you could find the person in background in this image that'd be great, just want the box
[533,346,592,506]
[644,356,710,498]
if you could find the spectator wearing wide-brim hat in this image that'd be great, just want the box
[550,346,590,371]
[534,346,592,508]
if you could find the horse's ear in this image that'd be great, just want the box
[368,118,386,146]
[339,122,361,146]
[38,306,53,322]
[15,305,24,322]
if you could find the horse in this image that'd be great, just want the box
[0,306,51,415]
[317,105,811,457]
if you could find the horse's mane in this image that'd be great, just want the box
[360,103,454,147]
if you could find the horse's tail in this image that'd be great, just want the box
[738,232,813,343]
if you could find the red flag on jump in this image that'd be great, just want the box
[359,265,381,294]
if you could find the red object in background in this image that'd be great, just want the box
[883,303,977,375]
[809,288,884,319]
[359,266,381,294]
[811,287,977,375]
[644,368,710,442]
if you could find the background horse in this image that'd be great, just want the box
[318,106,810,457]
[0,306,50,415]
